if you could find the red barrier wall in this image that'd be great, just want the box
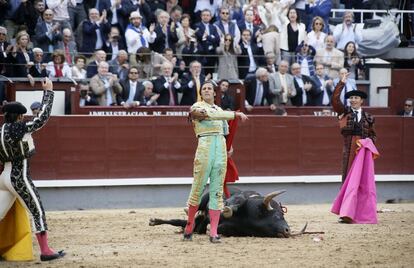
[29,116,413,180]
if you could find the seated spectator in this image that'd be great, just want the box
[242,0,267,28]
[218,79,235,111]
[333,11,362,50]
[307,16,327,51]
[315,35,344,79]
[180,60,210,105]
[305,0,331,33]
[194,9,220,76]
[169,5,183,29]
[13,0,44,36]
[333,68,357,104]
[71,55,87,79]
[237,28,264,79]
[87,50,107,78]
[57,28,77,65]
[216,34,241,80]
[81,8,111,54]
[275,106,288,116]
[176,14,196,59]
[0,26,9,102]
[46,49,72,79]
[237,8,260,42]
[139,80,160,106]
[279,7,307,65]
[398,98,414,117]
[290,62,319,106]
[78,80,99,106]
[125,0,152,27]
[244,67,275,112]
[181,38,203,69]
[295,41,316,77]
[118,66,144,108]
[28,47,48,78]
[264,52,278,74]
[312,63,334,106]
[45,0,73,30]
[109,50,129,81]
[261,25,281,66]
[151,10,178,54]
[30,101,42,116]
[222,0,244,24]
[125,11,156,55]
[9,31,34,78]
[193,0,222,24]
[153,61,181,105]
[103,26,126,61]
[343,41,364,80]
[269,60,295,106]
[34,9,62,61]
[214,6,241,44]
[90,61,122,106]
[135,47,153,78]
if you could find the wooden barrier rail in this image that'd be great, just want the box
[28,115,413,180]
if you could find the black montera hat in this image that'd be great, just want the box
[2,102,27,114]
[345,90,367,99]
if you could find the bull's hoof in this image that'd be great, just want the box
[222,206,233,218]
[209,236,221,243]
[182,232,193,241]
[149,218,156,226]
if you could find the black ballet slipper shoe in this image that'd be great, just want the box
[40,250,66,261]
[183,232,193,241]
[338,217,353,224]
[209,236,221,243]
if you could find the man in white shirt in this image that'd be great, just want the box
[269,60,296,105]
[118,66,143,107]
[312,63,334,106]
[153,61,181,105]
[333,11,362,50]
[315,35,344,79]
[125,11,156,54]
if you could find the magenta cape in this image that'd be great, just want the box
[331,138,380,224]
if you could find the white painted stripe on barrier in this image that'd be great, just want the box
[33,175,414,188]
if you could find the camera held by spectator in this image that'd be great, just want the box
[78,80,98,106]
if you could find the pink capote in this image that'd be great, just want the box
[331,138,380,224]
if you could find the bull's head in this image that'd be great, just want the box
[261,190,307,238]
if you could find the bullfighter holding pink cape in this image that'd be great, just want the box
[330,72,378,224]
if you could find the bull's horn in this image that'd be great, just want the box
[263,190,286,211]
[290,222,308,237]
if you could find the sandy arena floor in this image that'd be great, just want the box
[2,203,414,268]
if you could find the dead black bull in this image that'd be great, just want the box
[149,189,307,238]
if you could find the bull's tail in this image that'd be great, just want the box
[149,218,187,228]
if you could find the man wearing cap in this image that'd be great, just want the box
[30,101,42,117]
[125,11,156,55]
[332,72,376,184]
[0,78,65,261]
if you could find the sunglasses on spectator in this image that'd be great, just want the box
[225,38,232,41]
[129,72,138,74]
[221,12,229,15]
[405,104,413,107]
